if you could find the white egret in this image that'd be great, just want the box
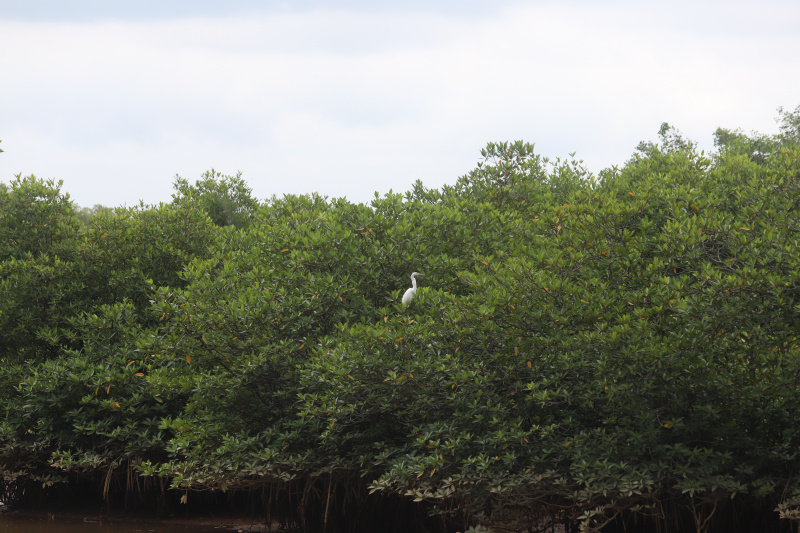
[402,272,423,306]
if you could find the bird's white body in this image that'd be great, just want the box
[402,272,422,305]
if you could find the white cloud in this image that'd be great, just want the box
[1,1,798,207]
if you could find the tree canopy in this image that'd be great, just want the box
[1,108,799,533]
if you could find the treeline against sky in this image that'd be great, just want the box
[1,108,799,532]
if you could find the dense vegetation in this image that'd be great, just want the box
[1,108,799,533]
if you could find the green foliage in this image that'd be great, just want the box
[0,254,80,361]
[172,169,259,229]
[409,140,591,213]
[0,202,218,363]
[0,201,219,492]
[714,104,800,164]
[78,203,219,320]
[74,203,113,225]
[0,174,80,261]
[2,110,800,531]
[4,302,177,475]
[635,122,697,157]
[0,176,82,361]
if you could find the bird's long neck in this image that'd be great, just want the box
[411,275,417,290]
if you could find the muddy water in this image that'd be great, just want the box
[0,515,242,533]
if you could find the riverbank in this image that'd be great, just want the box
[1,508,277,532]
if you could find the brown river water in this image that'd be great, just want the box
[0,515,258,533]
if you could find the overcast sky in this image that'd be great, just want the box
[1,0,799,208]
